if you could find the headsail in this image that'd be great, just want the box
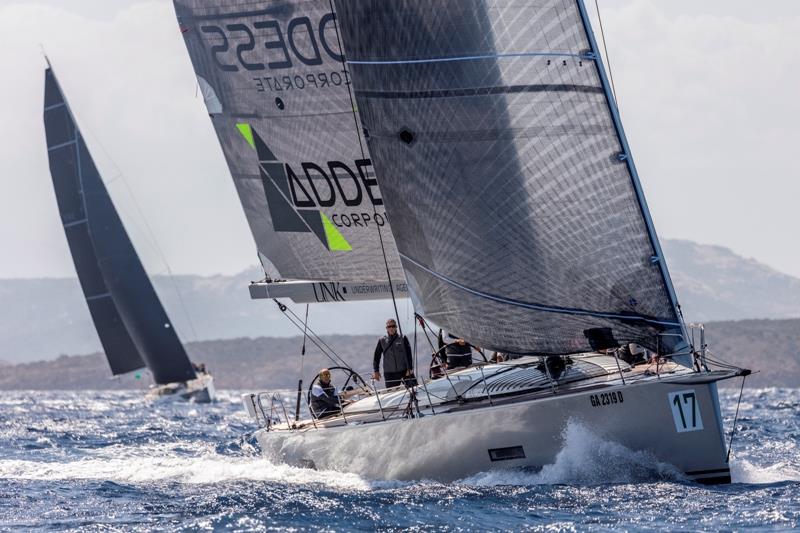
[172,0,404,290]
[333,0,687,355]
[43,66,198,384]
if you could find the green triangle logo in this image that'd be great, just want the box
[236,123,255,149]
[320,212,352,251]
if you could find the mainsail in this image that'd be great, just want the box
[173,0,404,289]
[43,66,198,384]
[333,0,687,355]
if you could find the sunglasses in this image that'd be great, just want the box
[386,325,397,329]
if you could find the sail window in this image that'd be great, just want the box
[275,97,285,110]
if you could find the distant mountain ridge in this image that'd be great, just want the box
[0,320,795,390]
[1,239,798,364]
[663,240,800,322]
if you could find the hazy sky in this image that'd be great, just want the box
[1,0,798,281]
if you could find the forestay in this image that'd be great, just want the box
[43,67,197,384]
[333,0,686,355]
[173,0,404,284]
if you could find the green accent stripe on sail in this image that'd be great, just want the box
[236,123,255,149]
[320,212,352,251]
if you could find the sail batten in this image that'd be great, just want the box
[333,0,686,355]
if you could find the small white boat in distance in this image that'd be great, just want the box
[147,373,216,403]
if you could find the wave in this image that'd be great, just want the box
[731,457,800,484]
[0,445,375,490]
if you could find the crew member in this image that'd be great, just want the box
[438,329,473,370]
[618,343,648,365]
[372,319,414,388]
[310,368,357,419]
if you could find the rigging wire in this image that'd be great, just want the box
[726,373,748,463]
[280,302,352,367]
[272,299,355,370]
[326,0,405,336]
[594,0,618,103]
[293,303,311,424]
[299,304,310,378]
[78,124,200,343]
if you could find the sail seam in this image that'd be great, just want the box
[347,51,590,65]
[355,84,603,100]
[400,253,681,327]
[44,102,66,111]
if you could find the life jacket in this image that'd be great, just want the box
[380,334,410,374]
[310,381,339,418]
[443,333,472,368]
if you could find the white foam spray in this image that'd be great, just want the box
[0,442,376,491]
[462,420,683,486]
[730,457,800,484]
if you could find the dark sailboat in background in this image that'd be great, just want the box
[173,0,748,482]
[42,62,215,403]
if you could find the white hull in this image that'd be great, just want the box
[253,371,732,484]
[146,374,216,403]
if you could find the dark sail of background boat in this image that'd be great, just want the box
[43,66,197,385]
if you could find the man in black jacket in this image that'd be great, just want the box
[310,368,358,418]
[372,319,414,388]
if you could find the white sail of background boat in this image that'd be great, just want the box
[42,62,215,403]
[173,0,749,483]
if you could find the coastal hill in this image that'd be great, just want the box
[2,239,799,365]
[0,319,796,390]
[662,239,800,322]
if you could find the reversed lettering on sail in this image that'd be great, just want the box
[334,0,686,354]
[173,0,404,283]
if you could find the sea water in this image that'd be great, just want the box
[0,388,797,531]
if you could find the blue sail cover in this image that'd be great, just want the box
[333,0,686,355]
[172,0,404,284]
[43,68,197,383]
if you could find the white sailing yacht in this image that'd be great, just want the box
[173,0,747,483]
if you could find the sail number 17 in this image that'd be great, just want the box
[668,390,704,432]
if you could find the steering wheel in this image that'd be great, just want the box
[305,366,371,416]
[429,351,445,379]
